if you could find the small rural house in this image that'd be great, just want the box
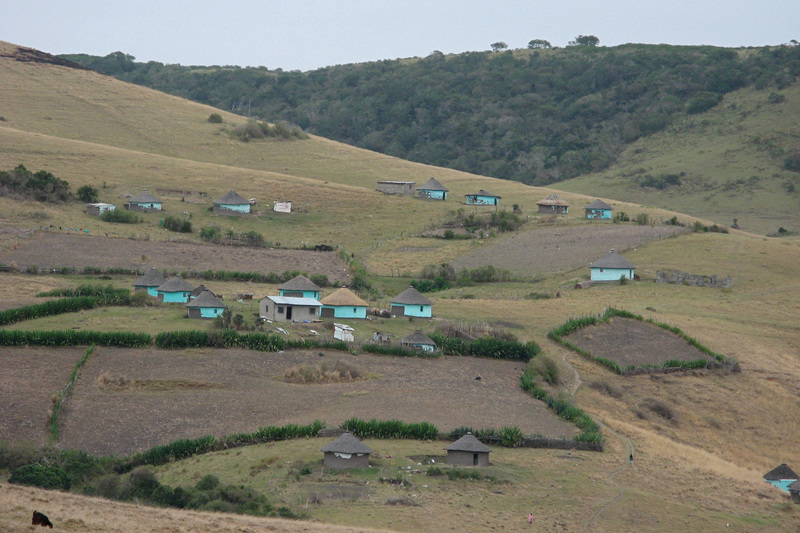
[376,181,415,196]
[333,323,355,342]
[764,463,799,492]
[788,480,800,502]
[417,178,449,200]
[259,295,321,323]
[320,288,369,319]
[279,275,321,300]
[212,190,251,215]
[127,190,162,211]
[156,276,195,303]
[133,268,166,297]
[400,330,437,353]
[465,190,501,206]
[188,284,212,300]
[590,250,635,282]
[391,287,433,318]
[445,433,491,467]
[537,193,570,214]
[185,290,227,319]
[86,203,115,216]
[584,199,612,219]
[321,432,372,469]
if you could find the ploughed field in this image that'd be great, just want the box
[0,347,575,456]
[0,232,349,281]
[565,317,713,368]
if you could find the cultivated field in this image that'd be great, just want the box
[0,232,349,281]
[565,317,712,368]
[0,347,576,456]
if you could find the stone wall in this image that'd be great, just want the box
[656,270,733,288]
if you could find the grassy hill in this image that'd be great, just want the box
[2,41,800,531]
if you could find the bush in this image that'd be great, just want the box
[200,225,221,242]
[208,113,223,123]
[341,418,438,440]
[163,216,192,233]
[77,185,99,203]
[9,464,72,490]
[686,91,723,114]
[101,209,141,224]
[612,211,630,223]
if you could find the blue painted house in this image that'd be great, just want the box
[185,290,227,319]
[537,193,569,214]
[401,330,437,353]
[590,250,635,282]
[133,268,166,297]
[584,199,613,220]
[127,190,162,211]
[465,190,501,206]
[417,178,449,200]
[764,463,798,492]
[156,276,195,303]
[213,190,251,214]
[391,287,433,318]
[320,288,369,319]
[279,275,321,300]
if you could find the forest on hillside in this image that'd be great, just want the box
[63,44,800,185]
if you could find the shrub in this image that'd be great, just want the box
[9,464,72,490]
[341,418,438,440]
[77,185,99,203]
[686,91,723,114]
[101,209,141,224]
[200,225,221,242]
[208,113,223,123]
[612,211,630,223]
[163,216,192,233]
[634,213,650,225]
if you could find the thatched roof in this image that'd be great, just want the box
[789,479,800,493]
[185,290,226,309]
[418,178,448,191]
[445,433,492,453]
[189,284,212,297]
[391,287,432,306]
[320,432,373,454]
[157,276,195,293]
[213,190,249,205]
[133,268,166,287]
[536,193,569,207]
[401,330,436,346]
[278,275,321,292]
[465,189,500,198]
[590,250,635,270]
[764,463,798,480]
[129,190,160,204]
[321,288,368,307]
[584,199,612,210]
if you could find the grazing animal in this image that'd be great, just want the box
[32,510,53,528]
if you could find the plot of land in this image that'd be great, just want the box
[449,224,687,275]
[0,232,348,280]
[565,317,713,368]
[2,347,576,456]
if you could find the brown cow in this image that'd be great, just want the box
[32,510,53,528]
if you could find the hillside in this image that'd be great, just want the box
[2,40,800,532]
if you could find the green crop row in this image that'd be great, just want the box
[341,418,439,440]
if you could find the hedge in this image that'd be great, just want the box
[341,418,439,440]
[0,329,151,347]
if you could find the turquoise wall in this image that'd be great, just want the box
[419,190,447,200]
[396,304,432,318]
[466,195,498,206]
[280,289,320,299]
[586,209,612,219]
[322,305,367,319]
[132,202,161,210]
[218,203,250,213]
[199,307,225,318]
[146,287,159,297]
[590,268,634,282]
[767,479,795,492]
[160,291,190,303]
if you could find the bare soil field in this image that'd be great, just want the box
[449,224,687,275]
[0,232,349,280]
[565,317,712,368]
[4,347,575,456]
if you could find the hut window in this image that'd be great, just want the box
[278,306,285,314]
[420,305,424,312]
[353,307,357,313]
[600,268,604,272]
[309,307,316,315]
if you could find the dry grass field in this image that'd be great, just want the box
[3,40,800,532]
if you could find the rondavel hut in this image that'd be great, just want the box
[390,287,433,318]
[133,268,166,297]
[445,432,491,467]
[536,193,569,215]
[416,178,449,200]
[278,275,322,300]
[185,290,227,319]
[764,463,799,492]
[320,432,373,469]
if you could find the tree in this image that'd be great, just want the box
[568,35,599,47]
[527,39,551,49]
[76,185,98,203]
[490,42,508,52]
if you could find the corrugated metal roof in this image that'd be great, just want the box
[264,295,322,306]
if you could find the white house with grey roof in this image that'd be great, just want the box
[590,250,635,282]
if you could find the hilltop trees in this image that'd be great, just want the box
[527,39,551,49]
[569,35,599,47]
[490,42,508,52]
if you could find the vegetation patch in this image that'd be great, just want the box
[96,372,224,392]
[0,164,71,203]
[282,361,363,384]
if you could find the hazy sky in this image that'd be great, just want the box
[4,1,798,71]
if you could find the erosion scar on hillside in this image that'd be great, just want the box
[0,233,348,280]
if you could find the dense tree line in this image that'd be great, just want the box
[63,44,800,185]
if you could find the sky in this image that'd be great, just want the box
[3,0,799,72]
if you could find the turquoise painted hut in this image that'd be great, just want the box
[156,276,195,303]
[590,250,635,282]
[400,330,437,353]
[185,290,227,319]
[127,190,162,211]
[391,287,433,318]
[465,190,500,206]
[213,190,251,214]
[320,288,369,319]
[279,275,321,300]
[764,463,798,492]
[537,193,569,214]
[417,178,449,200]
[133,268,166,297]
[584,199,613,220]
[788,480,800,502]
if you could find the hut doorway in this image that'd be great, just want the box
[286,307,293,320]
[473,454,478,466]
